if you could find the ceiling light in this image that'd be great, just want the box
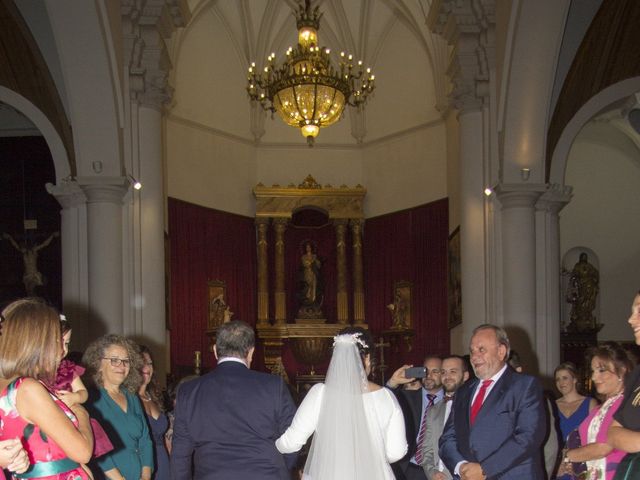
[246,0,376,146]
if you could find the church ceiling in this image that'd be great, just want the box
[169,0,450,146]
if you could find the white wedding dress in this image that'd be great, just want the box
[276,382,407,480]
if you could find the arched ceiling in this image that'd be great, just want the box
[168,0,449,146]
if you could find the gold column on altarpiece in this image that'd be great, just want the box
[351,219,365,324]
[256,218,269,326]
[335,219,349,324]
[273,218,287,325]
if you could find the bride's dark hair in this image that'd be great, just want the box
[337,326,374,373]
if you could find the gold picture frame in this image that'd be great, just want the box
[448,226,462,328]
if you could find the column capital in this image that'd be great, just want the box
[46,180,87,209]
[272,217,289,226]
[255,217,271,226]
[77,177,129,204]
[495,183,546,209]
[427,0,495,113]
[536,183,573,214]
[122,0,191,109]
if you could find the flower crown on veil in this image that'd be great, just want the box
[333,332,368,349]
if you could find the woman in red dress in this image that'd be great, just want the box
[0,298,94,479]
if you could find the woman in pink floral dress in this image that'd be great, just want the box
[0,298,94,479]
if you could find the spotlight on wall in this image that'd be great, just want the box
[484,187,493,196]
[128,174,142,190]
[521,167,531,181]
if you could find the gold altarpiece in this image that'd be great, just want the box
[253,175,368,379]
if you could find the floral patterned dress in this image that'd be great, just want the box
[0,377,89,480]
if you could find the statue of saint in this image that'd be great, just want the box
[209,293,233,329]
[297,241,324,318]
[3,231,59,295]
[387,291,408,330]
[566,252,600,332]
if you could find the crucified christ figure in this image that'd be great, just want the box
[3,231,59,295]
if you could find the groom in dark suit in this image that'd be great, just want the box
[439,324,546,480]
[171,320,297,480]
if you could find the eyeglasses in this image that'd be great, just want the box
[102,357,131,367]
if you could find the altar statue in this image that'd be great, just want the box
[3,231,59,295]
[297,241,324,319]
[566,252,600,332]
[210,293,233,328]
[387,291,408,330]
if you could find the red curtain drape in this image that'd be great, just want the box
[168,198,257,373]
[168,197,449,379]
[363,198,449,372]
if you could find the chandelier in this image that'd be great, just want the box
[246,0,376,146]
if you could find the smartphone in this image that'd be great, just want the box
[404,366,426,379]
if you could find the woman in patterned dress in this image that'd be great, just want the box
[558,343,630,480]
[0,298,94,480]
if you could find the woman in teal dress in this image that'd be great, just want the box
[83,334,153,480]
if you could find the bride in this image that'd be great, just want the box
[276,327,407,480]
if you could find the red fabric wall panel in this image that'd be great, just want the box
[363,198,450,372]
[168,197,449,378]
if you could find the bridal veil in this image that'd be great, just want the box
[302,333,388,480]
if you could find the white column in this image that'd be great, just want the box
[136,102,166,351]
[459,108,488,344]
[497,185,544,372]
[535,184,572,379]
[46,180,90,348]
[79,179,128,337]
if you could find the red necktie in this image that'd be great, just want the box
[414,393,436,464]
[470,379,492,425]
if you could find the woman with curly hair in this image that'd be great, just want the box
[138,345,169,480]
[83,335,153,480]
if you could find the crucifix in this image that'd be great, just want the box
[374,337,390,384]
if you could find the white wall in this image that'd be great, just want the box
[165,116,256,216]
[165,117,448,219]
[363,122,447,217]
[560,123,640,341]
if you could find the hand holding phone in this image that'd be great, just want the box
[404,366,426,379]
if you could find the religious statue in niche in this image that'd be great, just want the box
[207,280,233,331]
[565,252,601,332]
[387,281,412,330]
[2,231,59,295]
[296,241,324,319]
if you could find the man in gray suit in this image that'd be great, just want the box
[420,355,469,480]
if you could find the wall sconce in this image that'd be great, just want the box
[128,174,142,190]
[521,168,531,181]
[484,187,493,196]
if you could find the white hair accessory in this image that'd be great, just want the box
[333,332,367,349]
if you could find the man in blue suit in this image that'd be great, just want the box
[171,320,297,479]
[439,324,546,480]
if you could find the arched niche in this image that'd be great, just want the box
[251,175,367,381]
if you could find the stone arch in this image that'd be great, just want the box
[0,86,70,182]
[549,77,640,186]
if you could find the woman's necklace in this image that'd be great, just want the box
[140,391,151,402]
